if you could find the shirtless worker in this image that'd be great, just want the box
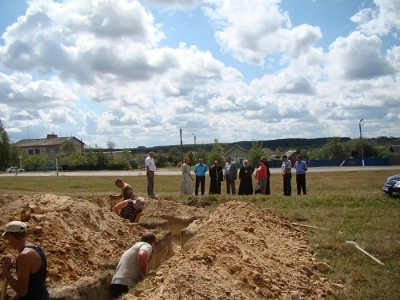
[109,178,145,223]
[2,221,50,300]
[110,232,156,299]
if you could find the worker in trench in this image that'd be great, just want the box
[1,221,50,299]
[110,232,156,299]
[109,178,146,223]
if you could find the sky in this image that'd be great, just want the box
[0,0,399,148]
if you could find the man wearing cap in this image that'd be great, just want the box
[2,221,50,300]
[110,232,156,299]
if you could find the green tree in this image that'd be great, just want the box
[114,148,132,166]
[318,136,345,160]
[343,139,379,158]
[61,153,87,166]
[207,138,225,166]
[194,147,208,165]
[134,153,147,169]
[184,151,195,166]
[93,145,109,166]
[61,139,76,155]
[23,155,49,170]
[0,119,10,169]
[247,141,265,167]
[8,143,22,167]
[106,141,116,161]
[155,150,167,168]
[167,148,180,166]
[84,147,98,165]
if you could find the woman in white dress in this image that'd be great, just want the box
[181,157,193,195]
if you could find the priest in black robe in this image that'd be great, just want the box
[209,160,223,194]
[238,160,255,195]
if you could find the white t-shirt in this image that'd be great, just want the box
[145,156,156,172]
[111,242,153,286]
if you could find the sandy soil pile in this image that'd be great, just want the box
[0,193,147,285]
[143,198,208,219]
[124,201,331,300]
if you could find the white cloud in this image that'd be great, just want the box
[0,0,399,147]
[325,31,396,80]
[141,0,201,10]
[351,0,400,36]
[203,0,322,65]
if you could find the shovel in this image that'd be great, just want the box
[346,241,384,265]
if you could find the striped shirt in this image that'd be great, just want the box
[281,159,292,173]
[120,198,145,222]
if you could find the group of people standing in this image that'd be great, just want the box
[181,155,308,196]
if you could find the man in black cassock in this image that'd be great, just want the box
[209,160,223,194]
[238,160,255,195]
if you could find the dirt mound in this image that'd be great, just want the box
[184,196,213,208]
[0,193,146,285]
[143,198,208,219]
[124,201,331,300]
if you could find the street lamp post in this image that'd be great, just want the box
[359,119,364,167]
[192,133,196,147]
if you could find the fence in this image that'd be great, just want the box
[268,158,393,168]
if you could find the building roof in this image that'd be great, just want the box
[15,137,85,147]
[390,145,400,153]
[263,147,275,154]
[224,144,249,156]
[283,150,299,158]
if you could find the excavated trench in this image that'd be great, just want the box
[48,216,198,300]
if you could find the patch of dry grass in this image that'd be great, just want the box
[0,169,399,299]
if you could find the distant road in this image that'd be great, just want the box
[0,166,399,177]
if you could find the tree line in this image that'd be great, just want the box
[0,119,397,171]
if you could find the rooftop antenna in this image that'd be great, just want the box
[27,126,30,139]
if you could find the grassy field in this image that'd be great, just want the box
[1,170,399,299]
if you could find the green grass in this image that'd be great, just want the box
[1,170,399,299]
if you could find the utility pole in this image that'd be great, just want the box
[359,119,364,167]
[235,128,238,163]
[192,133,196,148]
[180,129,183,163]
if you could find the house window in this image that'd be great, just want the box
[239,159,243,164]
[35,149,40,154]
[28,149,33,155]
[46,148,59,154]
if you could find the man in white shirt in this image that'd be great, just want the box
[145,152,157,199]
[281,155,292,196]
[110,232,156,299]
[224,157,238,195]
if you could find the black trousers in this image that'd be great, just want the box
[195,176,205,195]
[296,174,307,195]
[110,284,129,299]
[283,173,292,196]
[266,178,271,195]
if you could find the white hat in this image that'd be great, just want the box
[2,221,27,236]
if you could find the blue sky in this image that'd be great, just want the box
[0,0,399,147]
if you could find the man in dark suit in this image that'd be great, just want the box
[224,157,238,194]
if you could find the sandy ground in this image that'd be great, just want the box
[0,166,398,177]
[123,201,334,300]
[0,194,206,298]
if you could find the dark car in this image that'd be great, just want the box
[382,174,400,196]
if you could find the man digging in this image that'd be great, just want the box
[109,178,146,223]
[1,221,50,300]
[110,232,156,299]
